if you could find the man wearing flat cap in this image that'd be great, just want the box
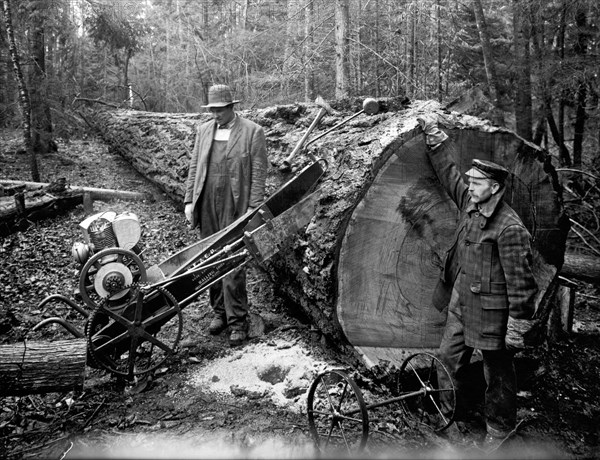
[184,84,267,346]
[418,115,538,452]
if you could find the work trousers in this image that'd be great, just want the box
[208,268,248,329]
[198,141,248,330]
[437,290,517,437]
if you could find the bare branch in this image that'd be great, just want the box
[569,219,600,257]
[556,168,599,181]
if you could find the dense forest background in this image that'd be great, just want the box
[0,0,598,141]
[1,0,599,240]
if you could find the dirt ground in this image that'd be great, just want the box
[1,131,599,459]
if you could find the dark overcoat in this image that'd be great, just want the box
[427,143,538,350]
[184,115,268,229]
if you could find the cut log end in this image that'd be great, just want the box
[82,101,569,370]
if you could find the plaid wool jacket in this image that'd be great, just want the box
[427,142,538,350]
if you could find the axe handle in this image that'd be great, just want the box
[305,109,364,148]
[283,107,328,166]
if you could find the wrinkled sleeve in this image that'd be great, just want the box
[427,141,469,209]
[425,141,470,210]
[249,126,268,208]
[498,224,538,319]
[184,126,201,204]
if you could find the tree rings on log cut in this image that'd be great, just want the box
[337,126,568,368]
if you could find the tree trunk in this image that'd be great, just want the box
[242,0,249,30]
[557,1,567,162]
[546,100,572,167]
[27,0,54,156]
[436,0,443,102]
[530,8,571,165]
[84,100,569,368]
[0,339,86,396]
[303,0,314,102]
[282,0,298,99]
[408,2,416,97]
[472,0,500,106]
[2,0,40,182]
[334,0,350,98]
[561,253,600,285]
[512,0,532,141]
[355,0,363,94]
[573,6,588,167]
[374,0,380,97]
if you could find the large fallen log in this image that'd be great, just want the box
[0,179,153,202]
[0,339,87,396]
[85,100,569,368]
[0,179,154,237]
[561,253,600,284]
[0,189,83,237]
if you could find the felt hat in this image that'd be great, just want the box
[466,159,509,184]
[202,84,240,108]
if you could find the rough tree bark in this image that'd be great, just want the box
[2,0,40,182]
[0,339,86,396]
[84,99,569,368]
[561,253,600,285]
[27,0,54,155]
[334,0,350,99]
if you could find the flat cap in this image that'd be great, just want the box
[466,159,509,184]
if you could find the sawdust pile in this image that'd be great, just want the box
[189,339,332,412]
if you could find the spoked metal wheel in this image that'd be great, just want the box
[79,248,147,311]
[86,286,182,378]
[307,370,369,454]
[396,352,456,432]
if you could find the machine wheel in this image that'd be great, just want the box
[307,369,369,454]
[395,352,456,432]
[79,248,147,311]
[86,285,182,378]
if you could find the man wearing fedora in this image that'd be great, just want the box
[184,84,268,346]
[418,115,538,452]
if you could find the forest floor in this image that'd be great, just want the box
[1,130,599,459]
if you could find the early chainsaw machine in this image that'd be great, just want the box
[33,161,325,380]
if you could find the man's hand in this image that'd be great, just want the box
[505,316,542,351]
[184,202,194,224]
[417,114,449,147]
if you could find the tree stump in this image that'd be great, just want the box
[84,100,569,368]
[0,339,87,396]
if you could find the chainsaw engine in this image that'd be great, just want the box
[72,211,141,262]
[72,211,147,310]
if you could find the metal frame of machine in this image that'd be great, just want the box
[33,160,326,380]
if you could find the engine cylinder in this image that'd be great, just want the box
[88,218,117,251]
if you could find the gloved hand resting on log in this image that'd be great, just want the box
[505,316,542,351]
[184,202,194,225]
[417,114,449,147]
